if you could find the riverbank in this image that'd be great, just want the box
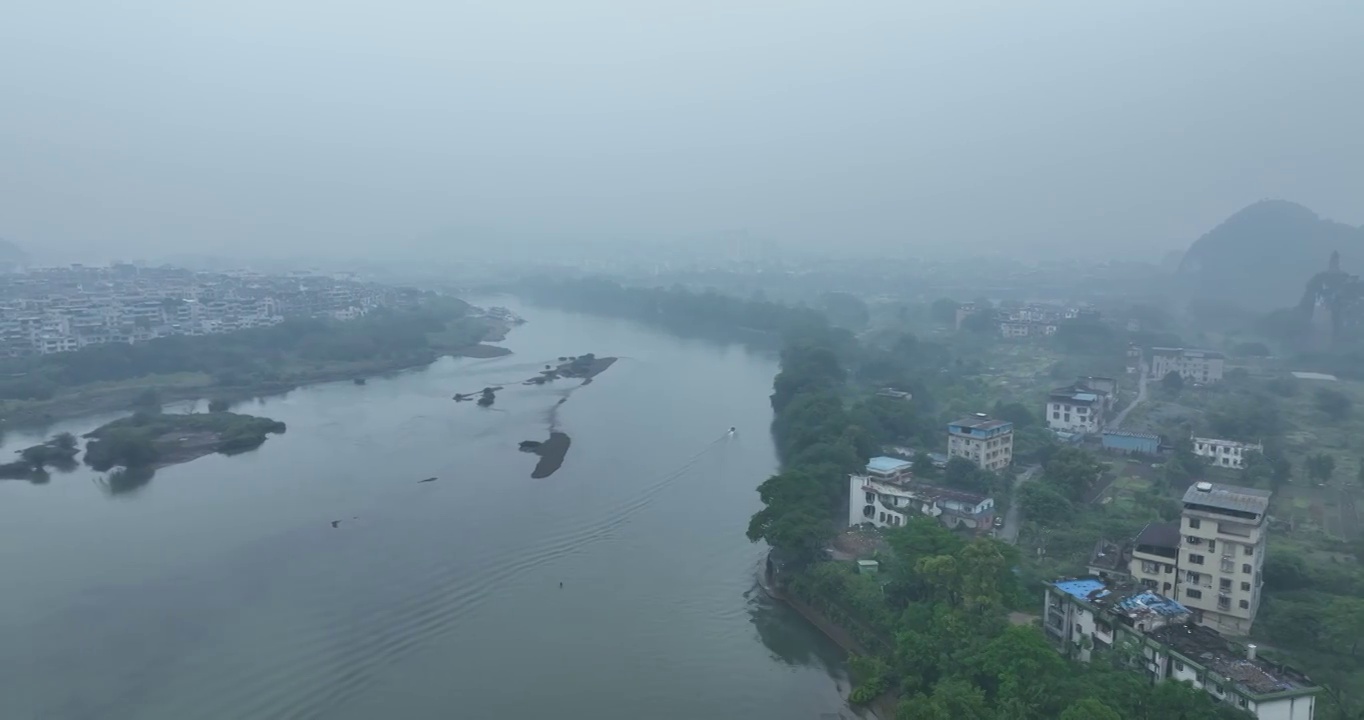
[756,559,893,720]
[0,343,510,429]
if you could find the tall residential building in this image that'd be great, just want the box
[1178,482,1271,635]
[947,414,1013,472]
[1149,347,1226,384]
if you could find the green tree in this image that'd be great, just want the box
[208,398,230,413]
[1316,387,1353,420]
[1019,482,1072,525]
[897,679,993,720]
[930,298,960,326]
[1307,453,1337,483]
[1160,371,1184,393]
[1060,699,1122,720]
[1041,447,1104,501]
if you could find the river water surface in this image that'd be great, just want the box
[0,299,861,720]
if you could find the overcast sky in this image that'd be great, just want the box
[2,1,1362,264]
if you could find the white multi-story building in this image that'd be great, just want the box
[1178,482,1270,635]
[1044,577,1319,720]
[1047,385,1107,435]
[946,414,1014,471]
[1149,347,1226,384]
[1193,437,1263,470]
[848,457,996,534]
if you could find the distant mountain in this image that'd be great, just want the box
[0,237,29,270]
[1178,200,1364,310]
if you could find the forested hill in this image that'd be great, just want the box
[1178,200,1364,311]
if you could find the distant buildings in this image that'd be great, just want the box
[1192,437,1264,470]
[1044,576,1319,720]
[0,264,423,358]
[1149,347,1226,384]
[947,414,1014,471]
[848,457,995,534]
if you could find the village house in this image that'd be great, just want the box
[847,457,995,534]
[1193,437,1263,470]
[1044,577,1319,720]
[1149,347,1226,384]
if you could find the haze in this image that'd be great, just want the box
[3,0,1362,265]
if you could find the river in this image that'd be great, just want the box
[0,299,865,720]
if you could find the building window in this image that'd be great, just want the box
[1241,582,1251,592]
[1174,660,1185,672]
[1218,596,1231,610]
[1245,545,1254,556]
[1220,578,1232,591]
[1189,518,1201,529]
[865,492,875,503]
[1208,540,1216,552]
[1187,571,1201,584]
[1189,554,1205,565]
[1240,600,1250,609]
[1186,589,1203,599]
[1142,560,1159,574]
[1243,564,1252,574]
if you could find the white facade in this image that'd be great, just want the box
[1150,347,1225,384]
[1193,437,1263,470]
[1047,394,1104,434]
[1178,482,1270,635]
[848,457,995,533]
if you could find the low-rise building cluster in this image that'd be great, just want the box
[847,456,996,535]
[0,264,423,357]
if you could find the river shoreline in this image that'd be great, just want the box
[0,343,511,430]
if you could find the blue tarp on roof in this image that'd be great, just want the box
[1054,578,1108,601]
[1117,591,1190,617]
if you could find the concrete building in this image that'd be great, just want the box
[1102,430,1161,455]
[1045,577,1320,719]
[1129,521,1181,597]
[1047,385,1107,435]
[947,414,1013,471]
[1149,347,1226,384]
[848,457,995,534]
[1179,482,1271,635]
[1193,437,1264,470]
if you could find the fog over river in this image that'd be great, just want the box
[0,298,865,720]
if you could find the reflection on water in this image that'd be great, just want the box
[0,298,858,720]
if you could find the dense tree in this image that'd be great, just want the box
[208,398,230,413]
[1316,387,1353,420]
[1041,447,1104,501]
[930,298,960,326]
[1161,371,1185,392]
[1307,453,1338,483]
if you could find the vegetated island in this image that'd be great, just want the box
[518,432,571,478]
[0,431,80,482]
[524,354,617,385]
[83,410,287,472]
[0,295,513,428]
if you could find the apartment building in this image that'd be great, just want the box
[1179,482,1270,635]
[1044,577,1319,720]
[1128,521,1181,597]
[1193,437,1264,470]
[1149,347,1226,384]
[946,414,1014,472]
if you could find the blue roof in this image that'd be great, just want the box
[1116,591,1190,618]
[1053,578,1108,601]
[867,456,913,474]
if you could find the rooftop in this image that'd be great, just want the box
[1151,346,1226,360]
[949,415,1012,432]
[1134,521,1181,551]
[1149,624,1318,697]
[1182,482,1272,515]
[1051,577,1191,622]
[1192,436,1264,450]
[866,456,913,475]
[1103,429,1161,441]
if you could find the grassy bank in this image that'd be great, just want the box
[0,301,510,429]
